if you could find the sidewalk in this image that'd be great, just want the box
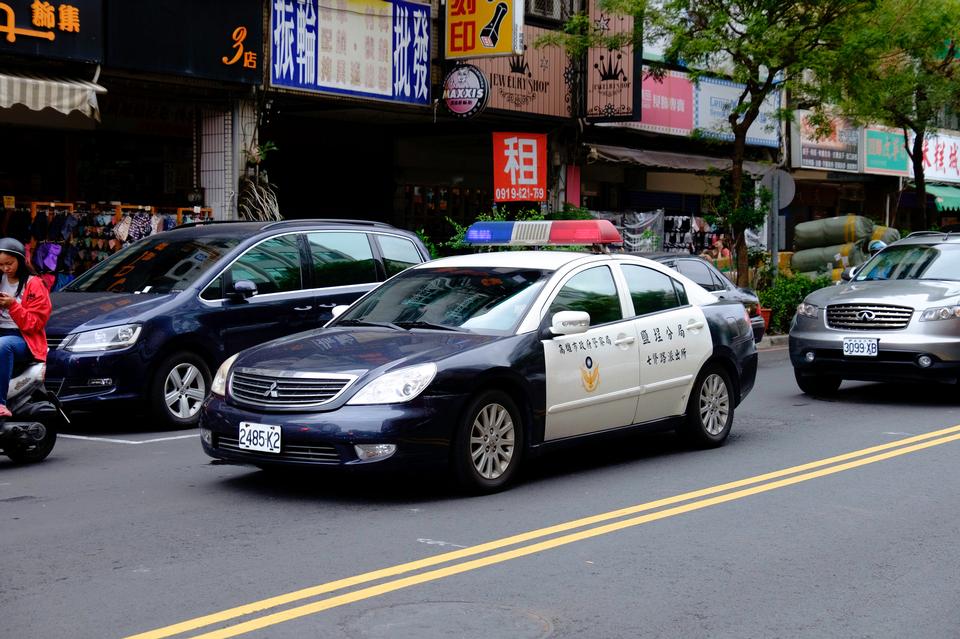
[757,334,789,351]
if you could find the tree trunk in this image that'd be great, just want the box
[911,128,928,230]
[730,134,750,287]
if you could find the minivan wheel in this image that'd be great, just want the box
[794,369,841,396]
[150,352,211,429]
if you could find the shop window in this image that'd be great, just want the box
[621,265,682,316]
[548,266,622,326]
[305,232,377,288]
[377,235,424,278]
[226,235,303,295]
[526,0,582,21]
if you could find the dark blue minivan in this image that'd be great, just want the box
[45,219,430,428]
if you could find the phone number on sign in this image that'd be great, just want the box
[495,186,546,201]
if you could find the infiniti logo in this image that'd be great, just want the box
[263,380,279,398]
[856,310,876,322]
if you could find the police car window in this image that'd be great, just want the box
[337,267,549,333]
[377,235,422,278]
[677,260,719,291]
[65,236,241,294]
[548,266,622,326]
[226,235,303,295]
[306,232,377,287]
[621,264,681,316]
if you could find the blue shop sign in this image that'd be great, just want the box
[270,0,430,105]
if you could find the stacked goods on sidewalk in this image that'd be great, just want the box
[790,215,900,281]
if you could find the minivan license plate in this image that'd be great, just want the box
[238,422,281,454]
[842,338,878,357]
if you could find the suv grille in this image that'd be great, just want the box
[47,335,65,350]
[217,436,340,464]
[826,304,913,330]
[229,368,355,408]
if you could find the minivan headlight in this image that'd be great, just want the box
[920,305,960,322]
[797,302,819,319]
[347,363,436,405]
[62,324,142,352]
[211,353,239,396]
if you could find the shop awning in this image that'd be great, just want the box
[586,144,774,177]
[0,72,107,121]
[925,184,960,211]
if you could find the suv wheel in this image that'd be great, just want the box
[794,369,841,396]
[150,352,211,429]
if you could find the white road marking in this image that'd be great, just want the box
[417,538,468,549]
[60,433,197,445]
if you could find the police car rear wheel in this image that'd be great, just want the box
[453,390,523,493]
[681,366,733,448]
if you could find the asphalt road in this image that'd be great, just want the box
[4,348,960,639]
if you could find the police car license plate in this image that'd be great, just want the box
[238,422,281,454]
[842,338,878,357]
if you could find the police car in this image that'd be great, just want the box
[200,220,758,492]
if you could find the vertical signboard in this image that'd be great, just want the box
[0,0,101,62]
[445,0,522,59]
[585,0,636,121]
[271,0,430,105]
[493,132,547,202]
[791,110,860,172]
[862,127,910,176]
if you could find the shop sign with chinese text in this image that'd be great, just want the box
[444,0,522,60]
[790,110,860,173]
[913,130,960,183]
[585,0,637,122]
[493,132,547,202]
[271,0,430,105]
[107,0,262,84]
[862,126,909,176]
[694,76,780,148]
[0,0,101,62]
[472,26,571,118]
[627,67,694,136]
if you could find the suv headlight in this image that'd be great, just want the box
[62,324,142,352]
[347,363,436,405]
[211,353,239,396]
[797,302,819,319]
[920,305,960,322]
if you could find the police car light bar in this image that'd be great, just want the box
[465,220,622,246]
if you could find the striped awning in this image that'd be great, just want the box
[0,72,107,121]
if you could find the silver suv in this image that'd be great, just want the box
[790,231,960,395]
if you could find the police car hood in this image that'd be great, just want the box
[236,327,500,377]
[47,291,177,334]
[805,279,960,308]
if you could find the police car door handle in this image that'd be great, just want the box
[613,336,636,346]
[687,320,705,330]
[317,303,338,308]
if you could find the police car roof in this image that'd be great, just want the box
[413,250,598,271]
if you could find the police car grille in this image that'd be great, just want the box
[217,436,340,464]
[230,369,353,407]
[826,304,913,330]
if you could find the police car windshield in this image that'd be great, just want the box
[64,236,242,294]
[338,266,551,333]
[855,244,960,282]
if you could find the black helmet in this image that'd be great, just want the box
[0,238,25,260]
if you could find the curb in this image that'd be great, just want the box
[757,334,789,351]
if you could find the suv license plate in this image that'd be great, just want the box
[842,338,878,357]
[238,422,281,454]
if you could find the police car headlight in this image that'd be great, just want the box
[347,363,437,405]
[211,354,239,397]
[62,324,142,352]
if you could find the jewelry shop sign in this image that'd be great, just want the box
[271,0,430,105]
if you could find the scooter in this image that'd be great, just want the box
[0,362,68,463]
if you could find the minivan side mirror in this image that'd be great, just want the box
[227,279,258,301]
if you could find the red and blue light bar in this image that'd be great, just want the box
[465,220,622,246]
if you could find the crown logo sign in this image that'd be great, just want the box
[509,46,531,77]
[594,51,626,82]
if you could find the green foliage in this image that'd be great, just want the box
[551,202,595,220]
[758,272,832,334]
[415,228,441,259]
[443,207,545,251]
[703,174,771,234]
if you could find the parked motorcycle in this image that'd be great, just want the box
[0,362,68,463]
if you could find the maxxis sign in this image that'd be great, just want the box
[493,132,547,203]
[442,64,488,118]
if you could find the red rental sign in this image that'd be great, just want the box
[492,132,547,202]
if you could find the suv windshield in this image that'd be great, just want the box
[855,243,960,282]
[336,267,550,333]
[65,236,242,294]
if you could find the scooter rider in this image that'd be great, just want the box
[0,238,52,418]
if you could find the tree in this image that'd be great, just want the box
[809,0,960,230]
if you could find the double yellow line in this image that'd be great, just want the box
[127,424,960,639]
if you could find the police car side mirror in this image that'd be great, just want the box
[549,311,591,336]
[331,305,349,319]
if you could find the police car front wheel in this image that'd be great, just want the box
[453,390,524,494]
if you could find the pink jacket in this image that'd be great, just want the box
[8,276,52,362]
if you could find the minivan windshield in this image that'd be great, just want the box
[335,266,551,333]
[855,243,960,282]
[65,236,242,294]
